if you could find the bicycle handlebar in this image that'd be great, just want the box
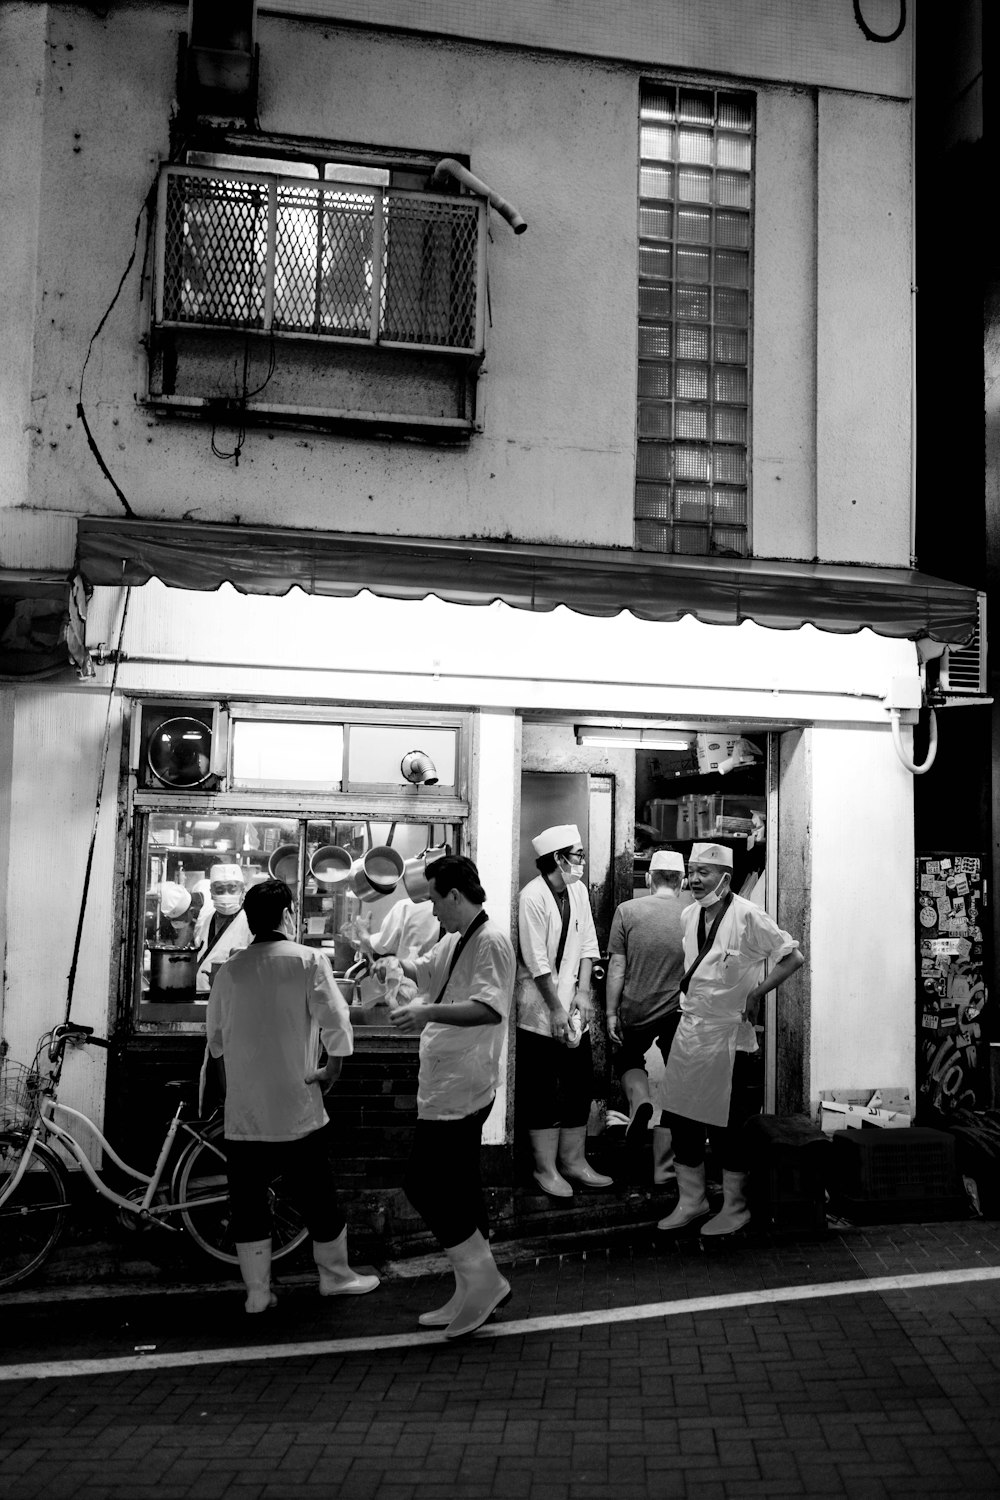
[48,1023,111,1064]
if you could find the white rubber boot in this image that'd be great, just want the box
[558,1125,614,1189]
[443,1231,511,1339]
[656,1162,710,1231]
[314,1227,381,1296]
[622,1068,654,1143]
[235,1239,277,1314]
[700,1170,751,1237]
[529,1127,573,1198]
[652,1125,676,1185]
[418,1268,464,1328]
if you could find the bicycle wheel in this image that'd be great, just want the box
[0,1133,70,1289]
[174,1121,309,1266]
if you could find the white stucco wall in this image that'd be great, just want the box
[0,3,47,512]
[816,93,913,565]
[1,684,122,1148]
[5,3,916,570]
[469,708,517,1145]
[269,0,912,99]
[806,724,916,1107]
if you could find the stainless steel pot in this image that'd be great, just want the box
[401,845,450,902]
[147,944,200,1000]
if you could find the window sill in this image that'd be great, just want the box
[145,326,481,441]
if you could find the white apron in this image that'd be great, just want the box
[663,1013,758,1128]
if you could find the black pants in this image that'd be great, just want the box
[515,1027,595,1130]
[403,1100,495,1250]
[665,1052,764,1173]
[225,1122,345,1244]
[612,1010,682,1078]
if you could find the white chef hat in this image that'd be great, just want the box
[209,863,244,884]
[689,842,733,869]
[649,850,685,873]
[158,881,192,920]
[531,824,582,858]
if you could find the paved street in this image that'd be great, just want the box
[2,1219,999,1499]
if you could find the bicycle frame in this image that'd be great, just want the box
[0,1095,228,1228]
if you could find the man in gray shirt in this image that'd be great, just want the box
[606,850,688,1185]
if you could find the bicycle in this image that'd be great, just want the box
[0,1023,308,1290]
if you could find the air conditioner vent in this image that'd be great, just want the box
[940,593,988,697]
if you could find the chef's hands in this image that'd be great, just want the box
[744,987,764,1028]
[573,988,594,1024]
[606,1011,623,1046]
[390,1002,431,1035]
[547,1004,571,1044]
[305,1056,343,1087]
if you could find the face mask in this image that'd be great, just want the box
[695,874,729,909]
[280,907,296,939]
[213,893,242,916]
[559,858,585,886]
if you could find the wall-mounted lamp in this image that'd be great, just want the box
[401,750,439,785]
[574,726,691,751]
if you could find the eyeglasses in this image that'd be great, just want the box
[563,850,586,864]
[210,882,243,895]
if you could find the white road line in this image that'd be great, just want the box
[3,1264,999,1383]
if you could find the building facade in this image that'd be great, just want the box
[0,2,985,1241]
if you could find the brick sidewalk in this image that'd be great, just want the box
[1,1220,999,1497]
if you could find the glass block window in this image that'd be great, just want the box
[635,86,753,557]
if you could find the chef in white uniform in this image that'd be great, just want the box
[194,862,252,994]
[514,823,613,1199]
[658,842,804,1238]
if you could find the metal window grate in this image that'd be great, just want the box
[156,165,485,354]
[635,86,754,557]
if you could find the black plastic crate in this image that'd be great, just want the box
[745,1115,831,1232]
[830,1126,959,1201]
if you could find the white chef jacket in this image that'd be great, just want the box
[194,904,251,993]
[409,916,515,1120]
[515,875,601,1038]
[207,938,353,1141]
[663,894,798,1127]
[371,899,442,963]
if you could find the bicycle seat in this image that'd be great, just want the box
[164,1079,196,1091]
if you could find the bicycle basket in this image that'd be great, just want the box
[0,1059,40,1131]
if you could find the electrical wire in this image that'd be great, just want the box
[76,175,159,518]
[853,0,906,44]
[64,584,132,1025]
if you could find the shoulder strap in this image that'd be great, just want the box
[553,895,572,975]
[678,893,733,995]
[432,909,488,1005]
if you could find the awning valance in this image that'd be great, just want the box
[76,517,980,644]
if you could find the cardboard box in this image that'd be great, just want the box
[819,1089,912,1135]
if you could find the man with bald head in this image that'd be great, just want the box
[658,842,804,1238]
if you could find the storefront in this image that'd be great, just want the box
[2,519,978,1251]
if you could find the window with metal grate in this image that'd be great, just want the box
[154,161,485,355]
[635,85,754,558]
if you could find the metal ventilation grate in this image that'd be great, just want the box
[155,165,485,354]
[941,593,988,695]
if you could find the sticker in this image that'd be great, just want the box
[919,904,938,928]
[922,1012,939,1030]
[930,937,961,956]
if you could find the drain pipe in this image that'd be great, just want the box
[431,158,527,234]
